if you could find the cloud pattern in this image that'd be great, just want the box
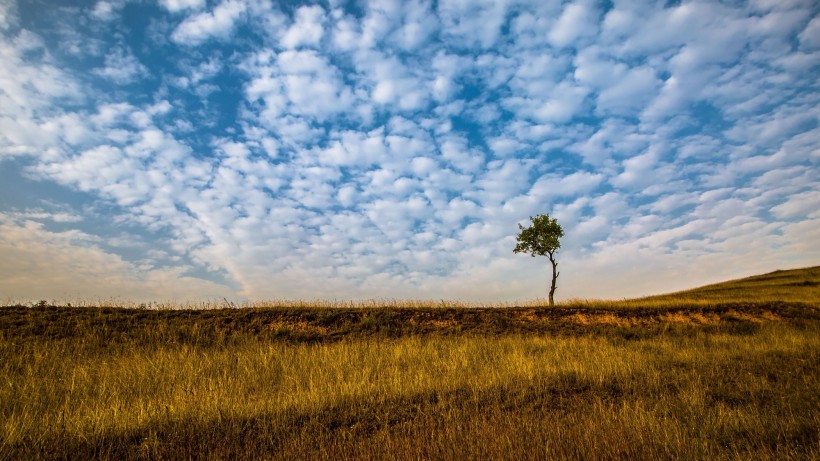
[0,0,818,302]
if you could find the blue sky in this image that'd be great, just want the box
[0,0,818,303]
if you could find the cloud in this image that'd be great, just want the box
[549,0,599,48]
[244,49,357,126]
[94,47,148,84]
[771,190,820,219]
[437,0,509,49]
[799,16,820,49]
[0,31,86,159]
[531,171,604,199]
[317,128,388,167]
[0,213,233,302]
[91,1,128,21]
[610,146,667,191]
[170,61,219,95]
[353,49,431,111]
[280,5,325,49]
[597,66,660,114]
[5,209,83,223]
[0,1,16,31]
[534,80,589,123]
[160,0,206,13]
[1,0,818,303]
[0,30,82,111]
[171,0,247,45]
[561,210,819,299]
[389,0,439,51]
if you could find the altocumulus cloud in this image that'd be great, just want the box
[0,0,818,302]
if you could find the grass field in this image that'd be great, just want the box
[1,267,818,459]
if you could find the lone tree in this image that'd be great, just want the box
[514,214,564,306]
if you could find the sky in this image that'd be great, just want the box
[0,0,818,304]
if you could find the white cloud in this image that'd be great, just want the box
[534,81,589,123]
[91,1,127,21]
[771,190,820,218]
[330,12,360,51]
[346,0,439,52]
[568,119,649,168]
[597,66,659,114]
[562,207,819,299]
[1,0,818,304]
[391,0,438,50]
[508,51,567,99]
[437,135,484,174]
[488,137,527,157]
[280,5,325,49]
[470,159,532,208]
[160,0,206,13]
[0,1,16,30]
[0,31,82,110]
[429,51,469,101]
[319,128,389,167]
[531,171,604,199]
[600,6,637,42]
[0,213,233,302]
[347,48,430,111]
[438,0,509,49]
[799,16,820,49]
[173,55,222,90]
[94,48,148,84]
[510,6,562,49]
[245,49,357,123]
[610,146,663,190]
[574,47,661,115]
[6,209,83,223]
[640,76,692,123]
[549,0,599,48]
[171,0,247,45]
[0,31,86,159]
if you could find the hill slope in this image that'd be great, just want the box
[640,266,819,305]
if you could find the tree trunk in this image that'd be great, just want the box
[548,253,558,306]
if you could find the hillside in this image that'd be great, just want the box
[640,265,820,305]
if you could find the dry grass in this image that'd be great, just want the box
[636,266,820,305]
[1,322,817,460]
[0,266,818,459]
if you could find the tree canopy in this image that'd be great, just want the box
[513,214,564,258]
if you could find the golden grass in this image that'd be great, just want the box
[1,266,818,459]
[1,322,817,459]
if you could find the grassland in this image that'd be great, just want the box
[1,266,818,460]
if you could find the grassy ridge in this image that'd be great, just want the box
[0,301,814,348]
[640,266,820,304]
[1,266,819,460]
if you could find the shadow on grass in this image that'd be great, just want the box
[7,356,818,461]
